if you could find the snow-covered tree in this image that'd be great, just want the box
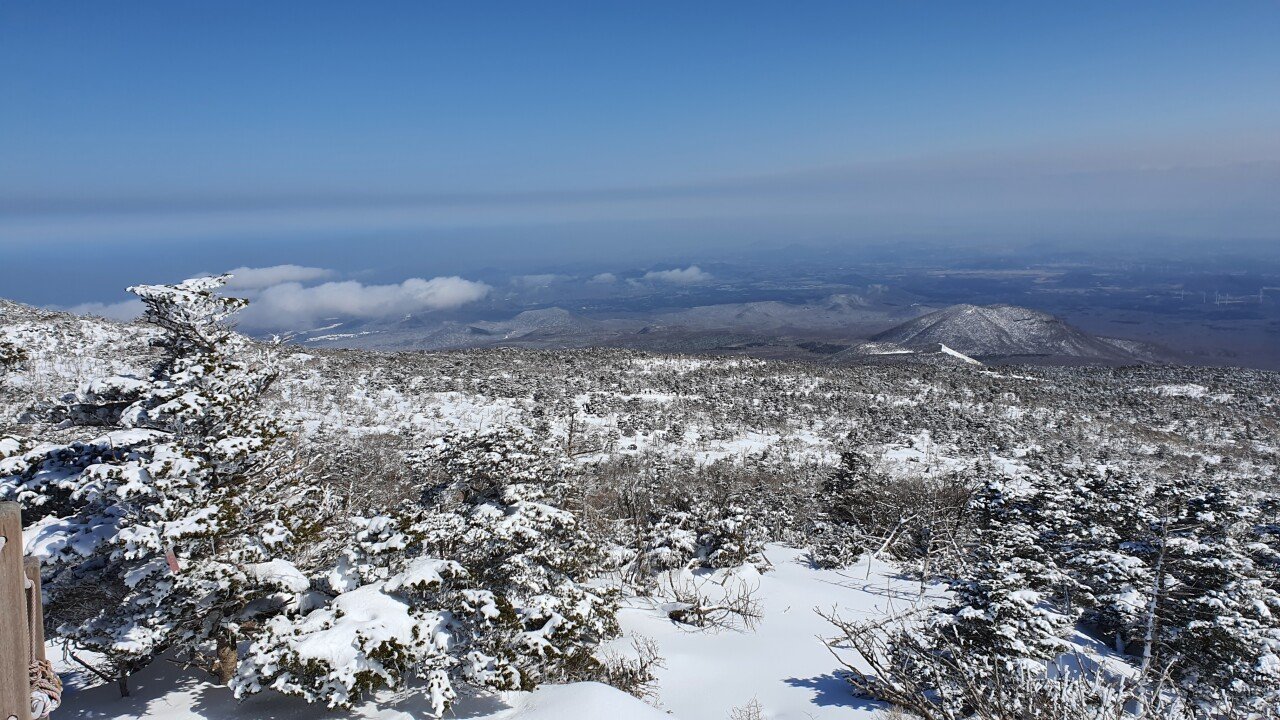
[1140,474,1280,712]
[810,450,972,575]
[1055,464,1153,653]
[412,428,620,687]
[809,450,882,568]
[938,474,1068,664]
[1,275,315,689]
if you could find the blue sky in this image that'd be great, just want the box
[2,1,1279,304]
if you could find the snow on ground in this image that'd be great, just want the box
[1149,383,1209,398]
[938,343,982,366]
[54,546,925,720]
[877,431,969,478]
[1143,383,1235,403]
[54,662,666,720]
[617,546,936,720]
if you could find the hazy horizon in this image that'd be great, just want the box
[3,1,1279,327]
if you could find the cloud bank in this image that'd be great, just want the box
[643,265,711,284]
[57,266,493,332]
[63,299,145,322]
[238,276,491,330]
[224,264,334,290]
[7,142,1279,249]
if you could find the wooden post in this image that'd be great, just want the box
[24,559,45,720]
[0,502,32,720]
[24,558,45,665]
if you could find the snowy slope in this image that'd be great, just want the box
[9,294,1274,720]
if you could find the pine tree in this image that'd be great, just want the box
[1146,474,1280,712]
[940,475,1068,664]
[1060,465,1153,653]
[3,275,314,689]
[412,428,620,687]
[810,449,890,568]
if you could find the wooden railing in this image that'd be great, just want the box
[1,502,49,720]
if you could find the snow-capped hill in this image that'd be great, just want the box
[871,303,1162,363]
[479,307,579,337]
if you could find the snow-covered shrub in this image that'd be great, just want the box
[21,372,152,427]
[241,427,631,716]
[596,454,771,581]
[822,608,1194,720]
[638,500,768,574]
[236,553,477,714]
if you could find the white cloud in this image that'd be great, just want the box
[63,299,145,322]
[588,272,618,284]
[239,276,491,330]
[224,264,334,290]
[642,265,711,284]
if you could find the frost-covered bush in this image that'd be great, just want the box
[309,429,420,516]
[636,500,768,574]
[236,551,484,715]
[592,454,772,581]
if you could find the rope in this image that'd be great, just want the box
[29,659,61,718]
[26,573,61,718]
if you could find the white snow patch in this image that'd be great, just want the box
[939,343,983,365]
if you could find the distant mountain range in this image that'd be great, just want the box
[289,294,1177,366]
[1,290,1178,368]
